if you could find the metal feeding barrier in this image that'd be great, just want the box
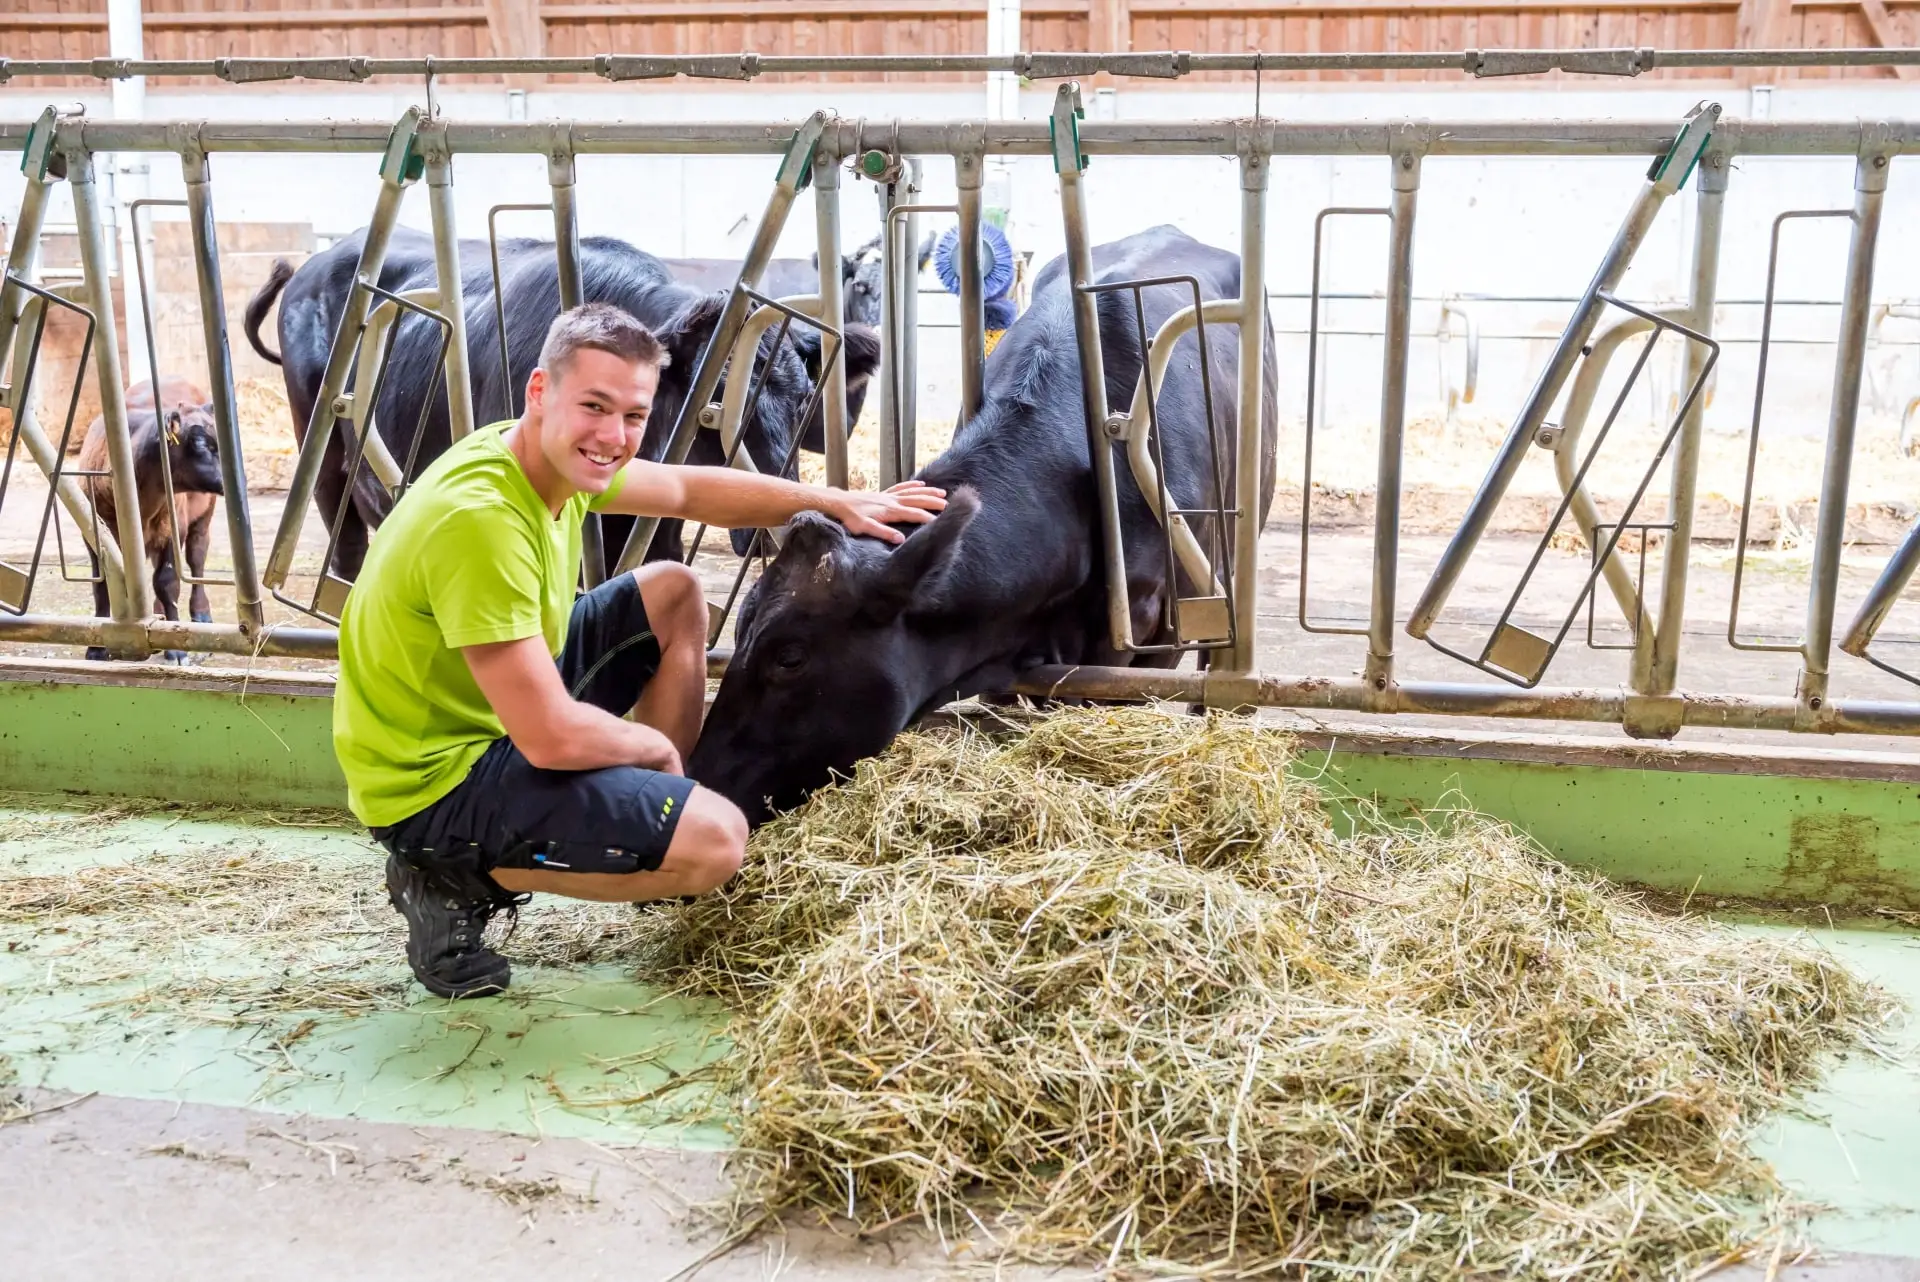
[0,277,97,614]
[0,56,1916,738]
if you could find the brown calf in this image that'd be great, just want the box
[77,378,226,661]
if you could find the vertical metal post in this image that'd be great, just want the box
[1407,103,1720,640]
[1643,148,1729,710]
[179,139,265,633]
[811,146,851,490]
[1366,136,1422,695]
[877,176,905,490]
[422,127,476,444]
[0,155,53,393]
[67,143,154,626]
[955,136,988,423]
[1216,132,1271,681]
[1052,84,1133,653]
[547,133,606,586]
[1799,141,1890,719]
[265,112,422,591]
[901,158,923,473]
[612,112,830,576]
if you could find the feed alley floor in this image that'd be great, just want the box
[1,797,1917,1281]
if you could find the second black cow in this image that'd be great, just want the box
[246,229,881,577]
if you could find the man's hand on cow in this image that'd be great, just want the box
[827,481,948,544]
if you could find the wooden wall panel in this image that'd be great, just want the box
[0,0,1911,90]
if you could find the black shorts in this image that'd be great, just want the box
[370,570,697,895]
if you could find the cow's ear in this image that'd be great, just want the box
[864,487,978,623]
[841,324,881,385]
[916,233,936,273]
[655,292,727,374]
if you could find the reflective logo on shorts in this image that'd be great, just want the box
[661,796,676,820]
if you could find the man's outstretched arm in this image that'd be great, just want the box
[601,460,946,543]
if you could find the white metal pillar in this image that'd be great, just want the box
[107,0,152,393]
[985,0,1020,223]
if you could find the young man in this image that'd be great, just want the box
[335,302,945,998]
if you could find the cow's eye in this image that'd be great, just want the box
[772,641,806,673]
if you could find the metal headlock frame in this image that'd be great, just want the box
[0,70,1917,735]
[0,277,96,615]
[125,196,235,599]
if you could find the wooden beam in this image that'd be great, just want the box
[1854,0,1920,80]
[1128,0,1736,11]
[540,0,1088,17]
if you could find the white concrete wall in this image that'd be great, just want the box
[3,80,1916,447]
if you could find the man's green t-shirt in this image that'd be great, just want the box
[334,423,627,828]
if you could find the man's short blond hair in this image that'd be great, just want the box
[538,302,669,381]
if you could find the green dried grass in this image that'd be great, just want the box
[641,707,1889,1278]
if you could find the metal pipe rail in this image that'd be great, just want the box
[3,118,1918,159]
[3,48,1920,84]
[4,100,1920,741]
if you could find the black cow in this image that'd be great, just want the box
[661,232,933,329]
[245,228,881,576]
[687,225,1279,823]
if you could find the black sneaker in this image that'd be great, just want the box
[385,852,515,999]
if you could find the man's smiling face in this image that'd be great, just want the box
[527,345,658,495]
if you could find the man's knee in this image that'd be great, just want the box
[663,785,747,895]
[634,562,707,649]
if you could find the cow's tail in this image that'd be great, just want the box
[243,259,293,366]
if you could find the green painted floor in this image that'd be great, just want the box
[0,796,733,1149]
[2,794,1916,1257]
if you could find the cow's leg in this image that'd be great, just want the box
[185,506,214,623]
[153,541,188,665]
[314,464,371,583]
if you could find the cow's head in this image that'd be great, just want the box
[156,404,226,497]
[831,232,934,328]
[687,487,980,824]
[791,322,882,450]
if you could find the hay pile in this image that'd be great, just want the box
[646,707,1886,1278]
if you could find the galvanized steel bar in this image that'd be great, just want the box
[1009,664,1920,736]
[179,141,266,633]
[11,118,1920,160]
[7,48,1920,83]
[954,137,988,423]
[1367,133,1423,693]
[421,127,477,443]
[1799,141,1891,718]
[545,132,607,586]
[1053,84,1135,654]
[1644,147,1729,705]
[0,614,338,659]
[611,111,830,575]
[262,156,411,591]
[877,178,906,491]
[1406,103,1719,642]
[810,147,851,490]
[1218,130,1269,679]
[65,144,155,628]
[900,159,923,475]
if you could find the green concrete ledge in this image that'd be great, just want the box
[4,658,1919,910]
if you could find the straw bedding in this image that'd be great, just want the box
[0,708,1891,1276]
[640,707,1888,1277]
